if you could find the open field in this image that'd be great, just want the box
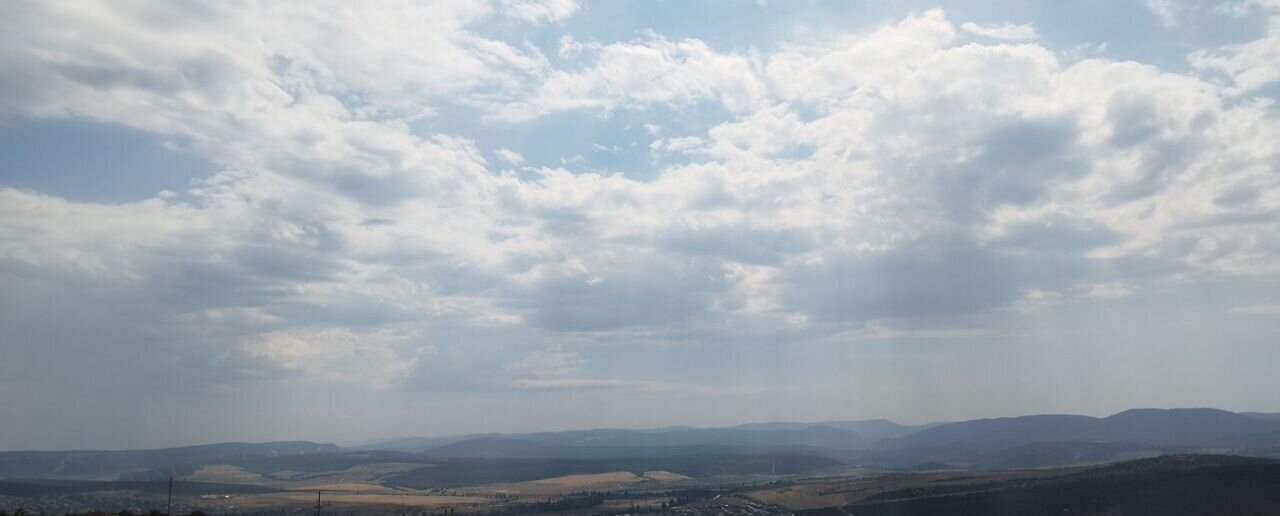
[186,462,427,492]
[184,464,269,485]
[379,455,839,489]
[508,471,645,493]
[480,470,693,495]
[642,470,692,481]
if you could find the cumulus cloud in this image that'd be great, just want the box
[1191,14,1280,92]
[491,32,768,121]
[248,328,426,388]
[650,135,705,155]
[765,8,958,104]
[500,0,579,24]
[495,147,526,165]
[960,21,1040,41]
[6,4,1277,372]
[0,1,548,124]
[514,349,583,377]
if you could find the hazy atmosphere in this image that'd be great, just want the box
[3,0,1280,451]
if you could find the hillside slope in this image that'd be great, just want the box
[0,441,339,480]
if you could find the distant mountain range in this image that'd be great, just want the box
[354,419,938,454]
[885,408,1280,450]
[3,408,1279,482]
[402,408,1280,468]
[731,419,946,439]
[342,425,895,465]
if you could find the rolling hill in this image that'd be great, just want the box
[0,441,339,480]
[885,408,1280,451]
[516,425,873,450]
[422,436,850,460]
[731,419,941,440]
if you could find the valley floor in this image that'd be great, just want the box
[4,455,1280,515]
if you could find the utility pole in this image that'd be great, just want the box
[315,489,322,516]
[167,476,173,516]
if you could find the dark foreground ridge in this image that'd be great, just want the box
[797,455,1280,516]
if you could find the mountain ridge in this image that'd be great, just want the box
[5,408,1280,480]
[887,408,1280,451]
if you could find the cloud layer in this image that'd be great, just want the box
[2,0,1279,449]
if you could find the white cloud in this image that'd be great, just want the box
[650,135,705,154]
[248,328,426,388]
[514,350,583,376]
[491,32,768,121]
[1191,15,1280,92]
[0,1,553,126]
[501,0,580,24]
[495,147,526,165]
[1220,0,1280,16]
[6,6,1275,351]
[557,34,585,59]
[1145,0,1180,28]
[960,22,1040,41]
[765,8,958,104]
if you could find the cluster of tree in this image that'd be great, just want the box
[473,492,520,500]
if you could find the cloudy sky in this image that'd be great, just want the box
[2,0,1279,450]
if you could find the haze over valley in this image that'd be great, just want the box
[4,408,1280,514]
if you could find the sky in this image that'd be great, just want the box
[1,0,1279,451]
